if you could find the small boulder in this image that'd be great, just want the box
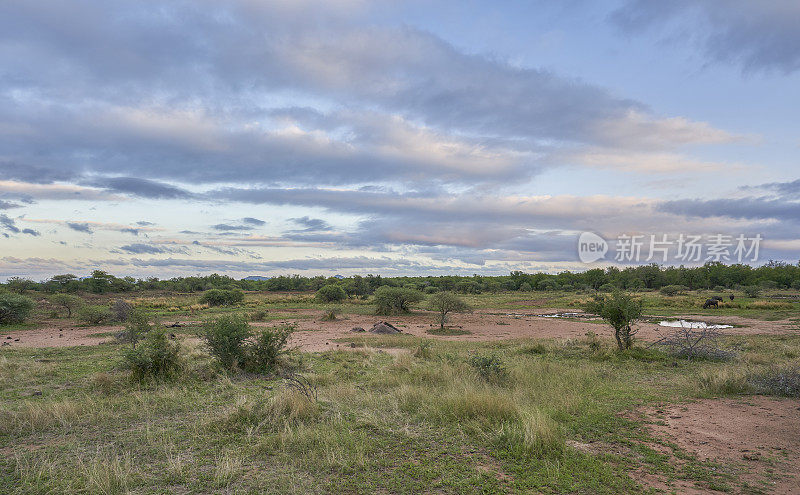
[350,327,366,332]
[369,322,401,334]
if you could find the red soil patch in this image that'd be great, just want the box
[2,311,794,351]
[637,397,800,494]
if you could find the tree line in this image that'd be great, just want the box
[2,260,799,296]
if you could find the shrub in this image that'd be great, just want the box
[518,282,533,292]
[202,315,294,374]
[426,291,470,329]
[202,315,251,370]
[659,285,687,296]
[584,291,643,350]
[122,329,182,380]
[200,289,244,307]
[0,293,35,324]
[76,305,112,325]
[373,286,424,315]
[110,299,133,322]
[315,284,347,303]
[320,309,338,321]
[249,309,269,322]
[120,310,154,348]
[749,365,800,397]
[50,293,83,317]
[423,286,440,294]
[597,283,616,292]
[469,354,507,383]
[248,325,294,374]
[743,285,761,298]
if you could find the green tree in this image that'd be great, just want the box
[373,286,424,315]
[584,291,643,350]
[426,291,470,329]
[315,284,347,303]
[50,293,83,317]
[0,293,35,324]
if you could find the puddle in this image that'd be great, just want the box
[533,312,587,318]
[659,319,733,329]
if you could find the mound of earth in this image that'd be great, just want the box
[350,327,365,332]
[369,322,401,334]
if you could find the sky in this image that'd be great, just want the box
[1,0,799,280]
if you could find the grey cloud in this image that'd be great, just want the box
[659,197,800,222]
[0,161,75,184]
[0,214,20,234]
[211,224,254,232]
[22,228,40,236]
[66,222,93,233]
[0,1,725,193]
[119,243,166,254]
[90,177,192,199]
[242,217,266,226]
[289,216,331,232]
[120,228,140,236]
[611,0,800,74]
[0,200,21,209]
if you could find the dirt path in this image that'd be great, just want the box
[634,397,800,494]
[1,311,795,350]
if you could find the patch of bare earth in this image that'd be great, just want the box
[635,397,800,494]
[3,311,795,350]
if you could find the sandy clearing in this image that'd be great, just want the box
[637,397,800,494]
[1,310,795,350]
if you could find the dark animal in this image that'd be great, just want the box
[711,296,724,302]
[729,294,735,301]
[702,298,719,309]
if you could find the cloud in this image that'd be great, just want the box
[0,214,20,234]
[211,223,254,231]
[0,0,735,194]
[66,222,93,233]
[289,216,332,232]
[90,177,192,199]
[22,228,40,236]
[118,243,166,254]
[611,0,800,74]
[0,200,21,209]
[242,217,266,226]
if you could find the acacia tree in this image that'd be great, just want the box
[427,291,470,329]
[50,293,83,317]
[584,291,643,350]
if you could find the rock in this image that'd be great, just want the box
[369,322,402,334]
[350,327,366,332]
[32,391,42,396]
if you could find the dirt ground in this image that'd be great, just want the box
[634,397,800,494]
[2,310,795,351]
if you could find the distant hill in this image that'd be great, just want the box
[243,276,271,281]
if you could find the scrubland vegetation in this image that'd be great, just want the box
[0,265,799,493]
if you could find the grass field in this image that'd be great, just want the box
[1,289,798,493]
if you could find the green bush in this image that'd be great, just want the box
[584,291,643,350]
[315,284,347,303]
[202,315,251,370]
[518,282,533,292]
[76,304,112,325]
[202,315,293,374]
[743,285,761,298]
[200,289,244,307]
[469,355,507,383]
[0,293,35,325]
[373,286,424,315]
[120,310,154,347]
[50,293,83,317]
[122,329,182,380]
[248,325,294,374]
[423,286,439,294]
[659,285,687,296]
